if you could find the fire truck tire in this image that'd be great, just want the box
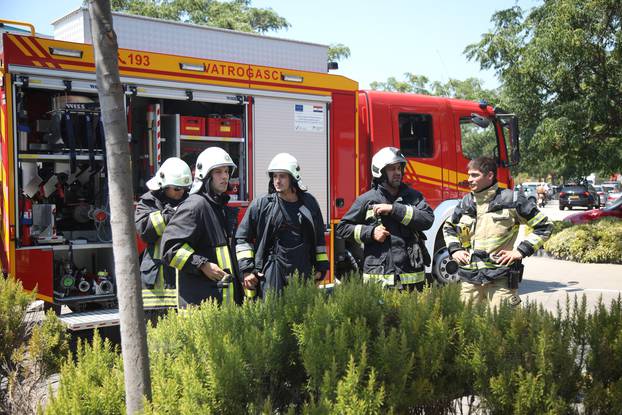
[431,247,460,285]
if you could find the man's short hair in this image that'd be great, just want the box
[467,156,497,179]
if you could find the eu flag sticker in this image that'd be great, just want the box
[295,104,304,111]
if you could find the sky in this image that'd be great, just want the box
[2,0,541,89]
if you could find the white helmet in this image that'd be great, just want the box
[371,147,407,178]
[190,147,236,194]
[146,157,192,191]
[267,153,306,190]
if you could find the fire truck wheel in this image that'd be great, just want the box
[432,248,460,285]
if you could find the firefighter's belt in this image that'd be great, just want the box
[458,250,510,285]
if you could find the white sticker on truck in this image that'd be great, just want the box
[294,104,325,132]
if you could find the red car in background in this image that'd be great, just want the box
[564,196,622,225]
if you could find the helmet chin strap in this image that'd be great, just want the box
[269,172,299,194]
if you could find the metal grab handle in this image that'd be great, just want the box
[0,19,36,36]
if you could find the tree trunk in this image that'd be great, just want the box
[87,1,151,413]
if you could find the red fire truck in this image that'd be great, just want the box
[0,12,518,329]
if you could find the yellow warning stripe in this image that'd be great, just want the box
[21,37,46,58]
[11,37,32,57]
[411,161,442,181]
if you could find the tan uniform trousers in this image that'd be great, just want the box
[460,279,521,308]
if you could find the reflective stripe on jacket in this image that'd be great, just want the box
[336,183,434,286]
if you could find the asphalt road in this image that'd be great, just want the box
[517,199,622,313]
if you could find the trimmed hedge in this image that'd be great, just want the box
[45,279,622,414]
[545,218,622,263]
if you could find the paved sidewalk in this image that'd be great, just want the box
[519,256,622,313]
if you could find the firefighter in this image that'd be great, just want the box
[536,183,547,207]
[135,157,192,311]
[443,156,553,307]
[161,147,242,307]
[235,153,328,298]
[336,147,434,290]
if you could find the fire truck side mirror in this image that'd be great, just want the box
[470,113,490,128]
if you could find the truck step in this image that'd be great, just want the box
[59,308,119,331]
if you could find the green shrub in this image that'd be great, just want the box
[582,297,622,414]
[545,218,622,263]
[45,332,125,415]
[0,276,35,368]
[550,220,573,234]
[44,279,622,414]
[0,276,69,414]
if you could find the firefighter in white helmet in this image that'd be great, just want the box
[235,153,329,298]
[336,147,434,290]
[135,157,192,310]
[161,147,242,307]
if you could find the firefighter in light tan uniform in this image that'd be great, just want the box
[443,156,552,307]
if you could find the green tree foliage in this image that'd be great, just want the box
[327,43,351,63]
[109,0,290,33]
[44,278,622,414]
[465,1,622,179]
[370,73,432,94]
[370,72,500,103]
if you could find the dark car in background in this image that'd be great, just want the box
[559,185,598,210]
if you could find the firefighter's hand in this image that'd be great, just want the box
[493,250,523,266]
[161,207,175,223]
[243,272,259,289]
[372,203,393,216]
[200,262,227,281]
[451,250,471,265]
[372,225,390,243]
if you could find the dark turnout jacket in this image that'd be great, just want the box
[336,183,434,286]
[160,191,242,307]
[235,192,329,294]
[135,190,185,308]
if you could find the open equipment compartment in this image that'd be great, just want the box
[13,79,115,310]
